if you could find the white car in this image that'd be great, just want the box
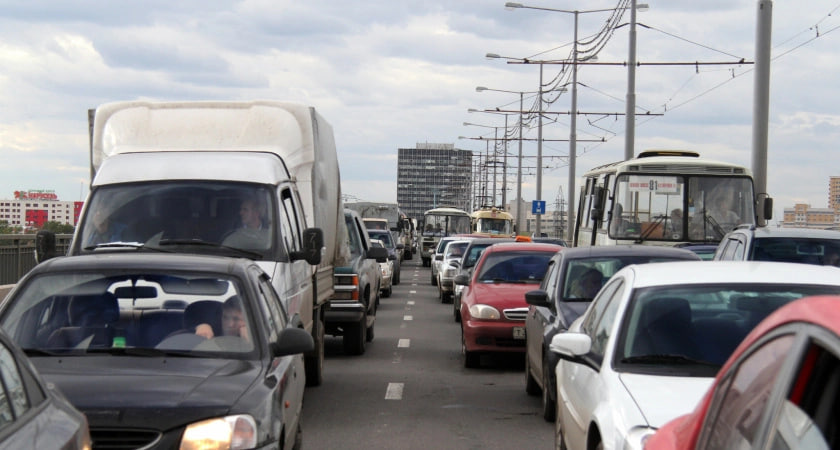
[550,261,840,450]
[431,236,469,286]
[436,239,472,303]
[371,239,393,298]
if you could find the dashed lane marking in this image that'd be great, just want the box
[385,383,404,400]
[398,339,410,348]
[404,315,413,321]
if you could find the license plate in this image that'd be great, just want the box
[513,327,526,340]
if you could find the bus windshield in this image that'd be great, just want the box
[422,214,471,237]
[474,218,513,236]
[609,175,755,243]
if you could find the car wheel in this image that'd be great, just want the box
[438,281,445,303]
[383,285,392,298]
[304,317,324,387]
[366,318,375,342]
[342,313,367,355]
[525,352,540,396]
[461,326,480,368]
[431,271,437,286]
[541,360,556,422]
[555,401,568,450]
[292,421,302,450]
[453,296,461,322]
[393,266,400,285]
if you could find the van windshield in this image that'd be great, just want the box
[76,182,283,260]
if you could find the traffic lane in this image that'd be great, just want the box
[303,259,552,449]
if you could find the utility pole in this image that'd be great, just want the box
[752,0,772,226]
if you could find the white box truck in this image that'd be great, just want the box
[39,100,354,386]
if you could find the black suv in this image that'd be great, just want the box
[714,225,840,266]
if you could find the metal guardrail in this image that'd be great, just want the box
[0,234,73,285]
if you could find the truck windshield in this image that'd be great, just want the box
[76,182,283,260]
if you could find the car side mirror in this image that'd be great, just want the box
[271,327,314,357]
[435,254,444,261]
[454,273,470,286]
[35,230,57,264]
[291,228,323,265]
[524,289,551,308]
[367,246,389,263]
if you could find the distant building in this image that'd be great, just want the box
[782,176,840,229]
[396,143,472,220]
[1,190,82,231]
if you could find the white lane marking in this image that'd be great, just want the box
[398,339,410,348]
[385,383,404,400]
[404,315,413,321]
[407,301,415,305]
[409,290,417,294]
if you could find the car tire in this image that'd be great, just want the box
[454,297,461,322]
[555,401,568,450]
[525,353,540,396]
[393,266,400,285]
[382,285,392,298]
[304,317,324,387]
[342,314,367,355]
[431,271,437,286]
[366,318,375,342]
[461,327,480,368]
[541,360,556,422]
[292,421,303,450]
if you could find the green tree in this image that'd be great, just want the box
[39,221,76,234]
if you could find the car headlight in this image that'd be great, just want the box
[180,414,257,450]
[469,304,501,320]
[443,265,458,277]
[626,425,657,450]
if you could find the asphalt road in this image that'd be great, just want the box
[301,256,554,450]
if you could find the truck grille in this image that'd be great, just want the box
[503,307,529,321]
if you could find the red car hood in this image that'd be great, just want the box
[467,282,536,309]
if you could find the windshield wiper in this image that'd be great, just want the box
[83,241,154,251]
[23,348,62,356]
[621,354,719,367]
[84,347,200,357]
[157,239,261,259]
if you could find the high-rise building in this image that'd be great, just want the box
[829,176,840,210]
[396,143,472,220]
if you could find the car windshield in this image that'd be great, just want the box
[444,242,469,260]
[477,251,554,283]
[615,283,840,375]
[0,271,258,357]
[563,255,694,300]
[753,238,840,266]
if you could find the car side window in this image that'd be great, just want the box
[280,189,301,252]
[768,341,839,450]
[0,343,30,430]
[585,279,625,358]
[703,334,795,449]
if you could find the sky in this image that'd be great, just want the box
[1,1,839,223]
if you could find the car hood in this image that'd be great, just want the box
[619,373,713,427]
[469,282,536,307]
[32,356,262,429]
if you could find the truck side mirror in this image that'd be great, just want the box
[35,230,57,264]
[291,228,323,265]
[756,194,773,227]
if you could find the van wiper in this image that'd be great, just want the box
[621,354,718,367]
[157,239,261,259]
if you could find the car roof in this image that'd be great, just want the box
[465,237,516,246]
[556,244,701,260]
[483,242,564,253]
[741,226,840,239]
[622,260,840,288]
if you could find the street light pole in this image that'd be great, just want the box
[536,62,544,237]
[567,14,579,242]
[625,0,638,160]
[516,92,524,235]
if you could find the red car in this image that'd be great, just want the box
[646,295,840,450]
[455,242,562,368]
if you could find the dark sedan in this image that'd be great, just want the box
[523,245,701,421]
[0,253,313,450]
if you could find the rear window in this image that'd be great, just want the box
[477,251,554,284]
[752,238,840,266]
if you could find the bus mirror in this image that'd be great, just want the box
[756,194,773,226]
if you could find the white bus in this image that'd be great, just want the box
[574,150,773,247]
[419,207,471,267]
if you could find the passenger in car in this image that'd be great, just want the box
[571,268,604,299]
[222,196,270,249]
[195,296,249,340]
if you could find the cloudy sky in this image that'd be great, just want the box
[1,1,838,222]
